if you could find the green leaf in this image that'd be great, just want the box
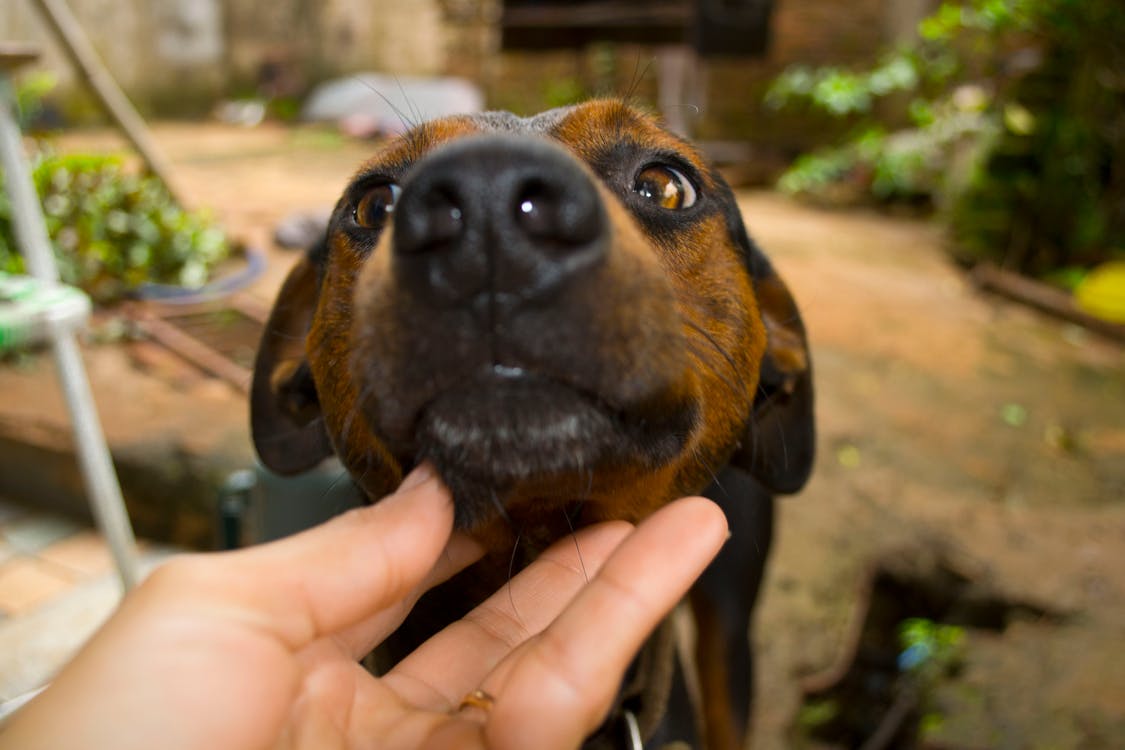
[1001,403,1029,428]
[0,151,230,303]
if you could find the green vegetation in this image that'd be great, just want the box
[13,71,59,131]
[1,152,229,304]
[898,618,967,740]
[767,0,1125,279]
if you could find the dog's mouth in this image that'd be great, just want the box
[366,363,698,524]
[415,365,686,474]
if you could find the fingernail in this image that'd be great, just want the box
[398,462,435,493]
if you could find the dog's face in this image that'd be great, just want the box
[253,100,813,545]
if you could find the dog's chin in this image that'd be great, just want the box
[404,371,695,528]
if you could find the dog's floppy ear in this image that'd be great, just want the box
[250,252,333,474]
[717,181,815,494]
[733,244,815,493]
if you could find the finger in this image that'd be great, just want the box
[485,496,728,750]
[332,530,484,659]
[146,464,468,651]
[382,520,634,709]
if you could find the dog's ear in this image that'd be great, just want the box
[250,252,334,474]
[733,244,815,493]
[717,181,815,494]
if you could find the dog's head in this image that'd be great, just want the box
[252,100,813,543]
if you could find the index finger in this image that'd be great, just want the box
[485,496,728,750]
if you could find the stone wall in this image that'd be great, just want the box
[3,0,935,146]
[2,0,450,115]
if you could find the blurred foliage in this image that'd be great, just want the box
[543,77,587,109]
[898,618,966,676]
[1,153,229,304]
[898,618,966,742]
[14,72,60,131]
[766,0,1125,279]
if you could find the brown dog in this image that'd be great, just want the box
[251,99,813,749]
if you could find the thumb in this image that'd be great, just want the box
[149,464,456,650]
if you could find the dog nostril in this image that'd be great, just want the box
[400,190,464,254]
[515,181,599,246]
[430,202,464,241]
[515,184,555,239]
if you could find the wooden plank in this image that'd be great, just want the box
[132,312,253,393]
[970,263,1125,343]
[502,2,690,29]
[0,44,42,71]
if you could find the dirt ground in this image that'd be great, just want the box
[26,123,1125,747]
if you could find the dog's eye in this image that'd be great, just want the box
[633,165,697,210]
[354,184,402,229]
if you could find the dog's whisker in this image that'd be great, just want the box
[316,466,354,504]
[773,411,791,472]
[744,390,794,477]
[264,328,308,342]
[352,74,419,134]
[569,453,595,502]
[340,376,381,447]
[691,443,726,497]
[562,505,590,584]
[623,52,656,105]
[685,340,744,400]
[683,319,751,396]
[507,528,525,626]
[350,466,373,506]
[664,103,702,115]
[391,74,424,130]
[254,416,327,444]
[339,406,361,452]
[488,487,515,530]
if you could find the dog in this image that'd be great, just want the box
[251,99,814,749]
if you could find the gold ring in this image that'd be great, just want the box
[458,688,496,714]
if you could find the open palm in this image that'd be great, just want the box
[3,468,726,750]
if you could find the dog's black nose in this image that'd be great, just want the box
[393,135,607,310]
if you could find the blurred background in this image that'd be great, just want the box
[1,1,1123,747]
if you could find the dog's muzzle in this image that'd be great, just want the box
[392,134,609,319]
[352,134,697,520]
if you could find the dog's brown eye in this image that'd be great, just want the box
[354,184,401,229]
[633,165,697,210]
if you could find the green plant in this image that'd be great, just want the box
[14,71,59,131]
[543,77,587,109]
[897,618,966,740]
[897,618,965,676]
[765,0,1028,204]
[766,0,1125,277]
[0,153,230,303]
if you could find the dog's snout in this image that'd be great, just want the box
[393,135,606,308]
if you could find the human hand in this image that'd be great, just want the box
[0,465,727,750]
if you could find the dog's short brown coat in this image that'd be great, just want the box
[252,100,814,749]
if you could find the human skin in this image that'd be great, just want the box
[0,465,727,750]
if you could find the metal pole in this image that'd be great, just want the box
[48,333,140,590]
[0,78,57,282]
[0,72,139,590]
